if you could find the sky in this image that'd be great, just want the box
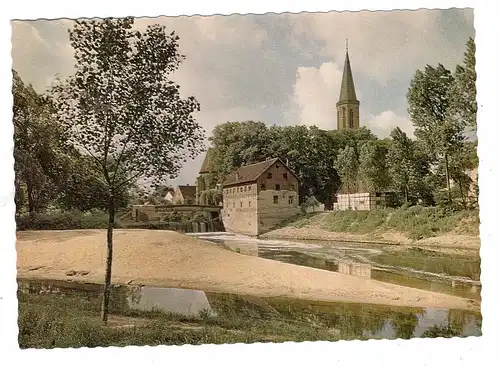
[10,8,475,187]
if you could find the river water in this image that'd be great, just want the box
[18,278,481,339]
[189,232,481,301]
[17,232,482,341]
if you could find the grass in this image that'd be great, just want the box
[17,292,347,348]
[286,206,479,241]
[18,286,481,348]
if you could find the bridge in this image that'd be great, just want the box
[153,204,222,213]
[129,203,222,222]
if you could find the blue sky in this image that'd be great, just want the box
[11,8,474,186]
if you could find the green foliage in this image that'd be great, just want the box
[209,122,376,206]
[16,210,120,231]
[387,128,430,203]
[320,209,387,234]
[50,17,205,206]
[13,70,67,215]
[289,206,478,240]
[335,145,359,194]
[448,37,477,132]
[359,140,391,192]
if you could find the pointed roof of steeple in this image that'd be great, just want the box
[199,148,214,174]
[338,39,358,103]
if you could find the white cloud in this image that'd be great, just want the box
[287,9,473,86]
[363,110,415,139]
[291,61,343,130]
[290,62,413,138]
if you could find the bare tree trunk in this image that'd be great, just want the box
[444,153,452,203]
[100,191,115,323]
[26,178,35,215]
[457,178,466,209]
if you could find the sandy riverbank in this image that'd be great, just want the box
[16,229,479,311]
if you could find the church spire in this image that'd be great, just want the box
[336,40,360,131]
[338,40,358,103]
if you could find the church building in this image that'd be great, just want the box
[334,41,388,211]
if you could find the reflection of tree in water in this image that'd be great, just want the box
[390,312,420,339]
[208,293,424,338]
[422,325,460,338]
[447,309,482,336]
[108,285,143,313]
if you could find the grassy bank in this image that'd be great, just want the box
[286,206,479,241]
[19,288,474,348]
[17,292,347,348]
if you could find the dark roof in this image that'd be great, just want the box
[177,185,197,198]
[223,158,291,187]
[199,148,214,174]
[338,48,358,103]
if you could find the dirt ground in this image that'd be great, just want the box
[16,229,479,312]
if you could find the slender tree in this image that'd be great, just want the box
[448,38,477,132]
[387,128,420,203]
[358,139,391,193]
[12,70,65,215]
[335,145,359,209]
[407,64,464,203]
[51,17,205,322]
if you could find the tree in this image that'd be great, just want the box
[209,121,272,183]
[358,139,391,193]
[335,145,359,209]
[448,38,477,132]
[12,70,65,215]
[50,17,205,323]
[387,128,423,203]
[407,63,464,203]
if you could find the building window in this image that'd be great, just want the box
[375,192,382,197]
[276,164,280,169]
[343,107,346,129]
[240,187,243,192]
[349,109,354,128]
[248,185,252,191]
[291,184,295,190]
[275,184,280,191]
[260,183,266,190]
[288,196,294,204]
[244,186,247,191]
[283,173,288,179]
[267,172,272,179]
[273,196,279,204]
[240,201,243,208]
[232,202,235,208]
[248,201,251,207]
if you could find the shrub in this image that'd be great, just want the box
[16,210,122,231]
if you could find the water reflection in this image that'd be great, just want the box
[17,278,482,339]
[195,234,480,300]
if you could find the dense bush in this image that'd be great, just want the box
[16,210,122,231]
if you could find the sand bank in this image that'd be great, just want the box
[16,229,479,311]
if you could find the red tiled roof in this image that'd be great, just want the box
[222,158,283,187]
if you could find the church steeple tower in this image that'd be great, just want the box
[336,40,360,130]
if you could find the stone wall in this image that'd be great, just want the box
[131,204,157,221]
[221,183,259,236]
[257,189,300,234]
